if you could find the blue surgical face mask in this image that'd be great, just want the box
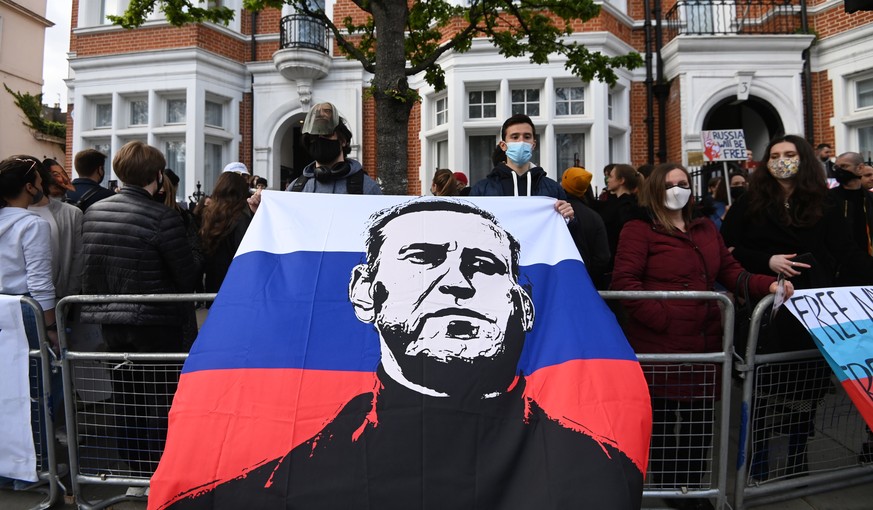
[504,142,533,166]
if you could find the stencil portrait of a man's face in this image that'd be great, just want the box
[350,201,535,399]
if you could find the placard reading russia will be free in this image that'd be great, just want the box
[700,129,747,162]
[784,287,873,429]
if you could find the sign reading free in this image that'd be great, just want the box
[701,130,747,162]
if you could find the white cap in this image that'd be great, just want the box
[222,162,249,174]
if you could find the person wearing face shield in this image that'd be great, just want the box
[611,163,786,509]
[468,114,575,222]
[721,135,873,482]
[284,102,381,195]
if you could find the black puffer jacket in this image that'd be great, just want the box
[81,186,198,325]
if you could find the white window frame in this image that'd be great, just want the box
[511,88,541,117]
[435,96,448,127]
[468,89,498,120]
[555,86,585,117]
[857,77,873,111]
[127,97,148,127]
[205,98,225,128]
[165,96,187,125]
[95,101,113,129]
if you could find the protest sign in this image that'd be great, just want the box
[784,287,873,430]
[701,130,747,162]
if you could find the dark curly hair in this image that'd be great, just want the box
[745,134,826,228]
[199,172,249,255]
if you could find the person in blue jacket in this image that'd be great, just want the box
[469,114,574,221]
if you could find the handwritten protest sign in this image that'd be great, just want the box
[784,287,873,429]
[701,130,747,162]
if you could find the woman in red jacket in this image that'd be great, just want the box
[612,163,789,510]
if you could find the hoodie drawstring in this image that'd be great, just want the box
[511,171,531,197]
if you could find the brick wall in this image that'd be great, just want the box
[74,24,248,61]
[629,81,650,166]
[812,3,873,40]
[407,100,422,195]
[65,104,74,170]
[665,77,682,163]
[240,92,253,171]
[810,70,835,149]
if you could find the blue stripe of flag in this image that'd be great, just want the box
[183,251,637,374]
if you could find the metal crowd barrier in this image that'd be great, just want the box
[600,290,735,510]
[45,291,873,510]
[734,295,873,509]
[56,294,214,510]
[2,296,65,509]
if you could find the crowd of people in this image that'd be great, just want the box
[3,101,873,505]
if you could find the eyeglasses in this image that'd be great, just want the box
[13,158,38,178]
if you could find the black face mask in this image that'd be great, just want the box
[834,168,858,186]
[729,186,746,200]
[308,137,343,165]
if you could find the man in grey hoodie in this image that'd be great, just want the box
[285,102,381,195]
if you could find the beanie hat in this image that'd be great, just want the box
[561,166,592,198]
[453,172,468,186]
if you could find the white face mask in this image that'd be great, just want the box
[664,186,692,211]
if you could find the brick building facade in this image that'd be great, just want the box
[66,1,873,198]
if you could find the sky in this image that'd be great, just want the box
[42,0,73,110]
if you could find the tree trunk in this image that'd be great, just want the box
[370,0,413,195]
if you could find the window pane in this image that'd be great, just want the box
[436,140,449,170]
[512,90,524,103]
[205,100,223,127]
[468,105,479,119]
[469,91,481,104]
[204,142,224,197]
[129,100,148,126]
[555,132,585,181]
[483,90,496,103]
[859,78,873,109]
[512,104,524,115]
[469,135,497,184]
[860,125,873,158]
[96,103,112,127]
[167,99,186,124]
[165,141,186,190]
[528,89,540,101]
[483,105,496,118]
[556,86,584,116]
[436,98,447,125]
[93,141,111,175]
[528,104,540,116]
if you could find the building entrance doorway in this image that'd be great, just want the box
[702,95,783,161]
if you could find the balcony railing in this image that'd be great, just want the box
[665,0,803,37]
[280,14,329,53]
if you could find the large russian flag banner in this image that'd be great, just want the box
[150,193,651,509]
[784,287,873,430]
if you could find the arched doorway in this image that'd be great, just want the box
[275,112,313,191]
[702,95,783,160]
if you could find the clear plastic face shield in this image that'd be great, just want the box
[302,102,341,136]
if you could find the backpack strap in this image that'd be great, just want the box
[75,186,102,211]
[346,170,364,195]
[290,172,364,194]
[289,175,310,192]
